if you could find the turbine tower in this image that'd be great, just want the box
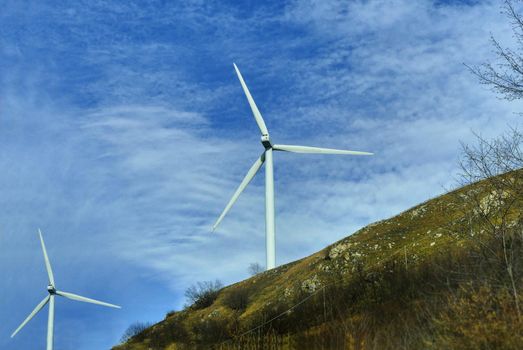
[11,229,121,350]
[213,64,373,270]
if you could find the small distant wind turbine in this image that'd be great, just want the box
[213,64,373,270]
[11,229,121,350]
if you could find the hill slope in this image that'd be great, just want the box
[114,176,523,350]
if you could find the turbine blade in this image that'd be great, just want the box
[11,295,50,338]
[56,290,121,309]
[233,63,269,136]
[38,229,55,286]
[273,144,373,156]
[213,154,265,231]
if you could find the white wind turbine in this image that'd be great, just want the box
[11,229,121,350]
[213,64,373,270]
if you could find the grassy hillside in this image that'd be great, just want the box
[114,174,523,350]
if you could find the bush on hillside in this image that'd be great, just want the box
[184,279,223,310]
[223,284,253,311]
[120,321,152,343]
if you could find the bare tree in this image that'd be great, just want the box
[458,0,523,322]
[459,129,523,317]
[248,262,264,276]
[467,0,523,100]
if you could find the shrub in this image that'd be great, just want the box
[120,321,152,343]
[165,309,176,317]
[223,285,252,311]
[192,317,230,345]
[185,279,223,310]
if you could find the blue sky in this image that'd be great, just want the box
[1,0,522,349]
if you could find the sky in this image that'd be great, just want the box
[1,0,522,349]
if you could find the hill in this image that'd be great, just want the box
[114,173,523,350]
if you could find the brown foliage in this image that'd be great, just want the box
[222,284,253,311]
[429,283,523,350]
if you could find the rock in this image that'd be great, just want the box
[301,275,321,293]
[328,242,352,259]
[478,190,511,213]
[410,205,427,218]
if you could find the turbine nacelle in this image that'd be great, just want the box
[47,285,56,294]
[261,134,272,149]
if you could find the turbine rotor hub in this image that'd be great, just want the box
[47,285,56,294]
[261,134,272,149]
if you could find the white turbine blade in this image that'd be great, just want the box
[11,295,50,338]
[38,229,55,286]
[213,154,265,231]
[273,144,373,156]
[233,63,269,136]
[56,290,121,309]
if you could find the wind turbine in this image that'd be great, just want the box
[11,229,121,350]
[213,64,373,270]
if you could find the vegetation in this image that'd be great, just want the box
[222,284,252,312]
[120,322,153,343]
[430,283,523,350]
[468,0,523,100]
[248,262,264,276]
[184,280,223,310]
